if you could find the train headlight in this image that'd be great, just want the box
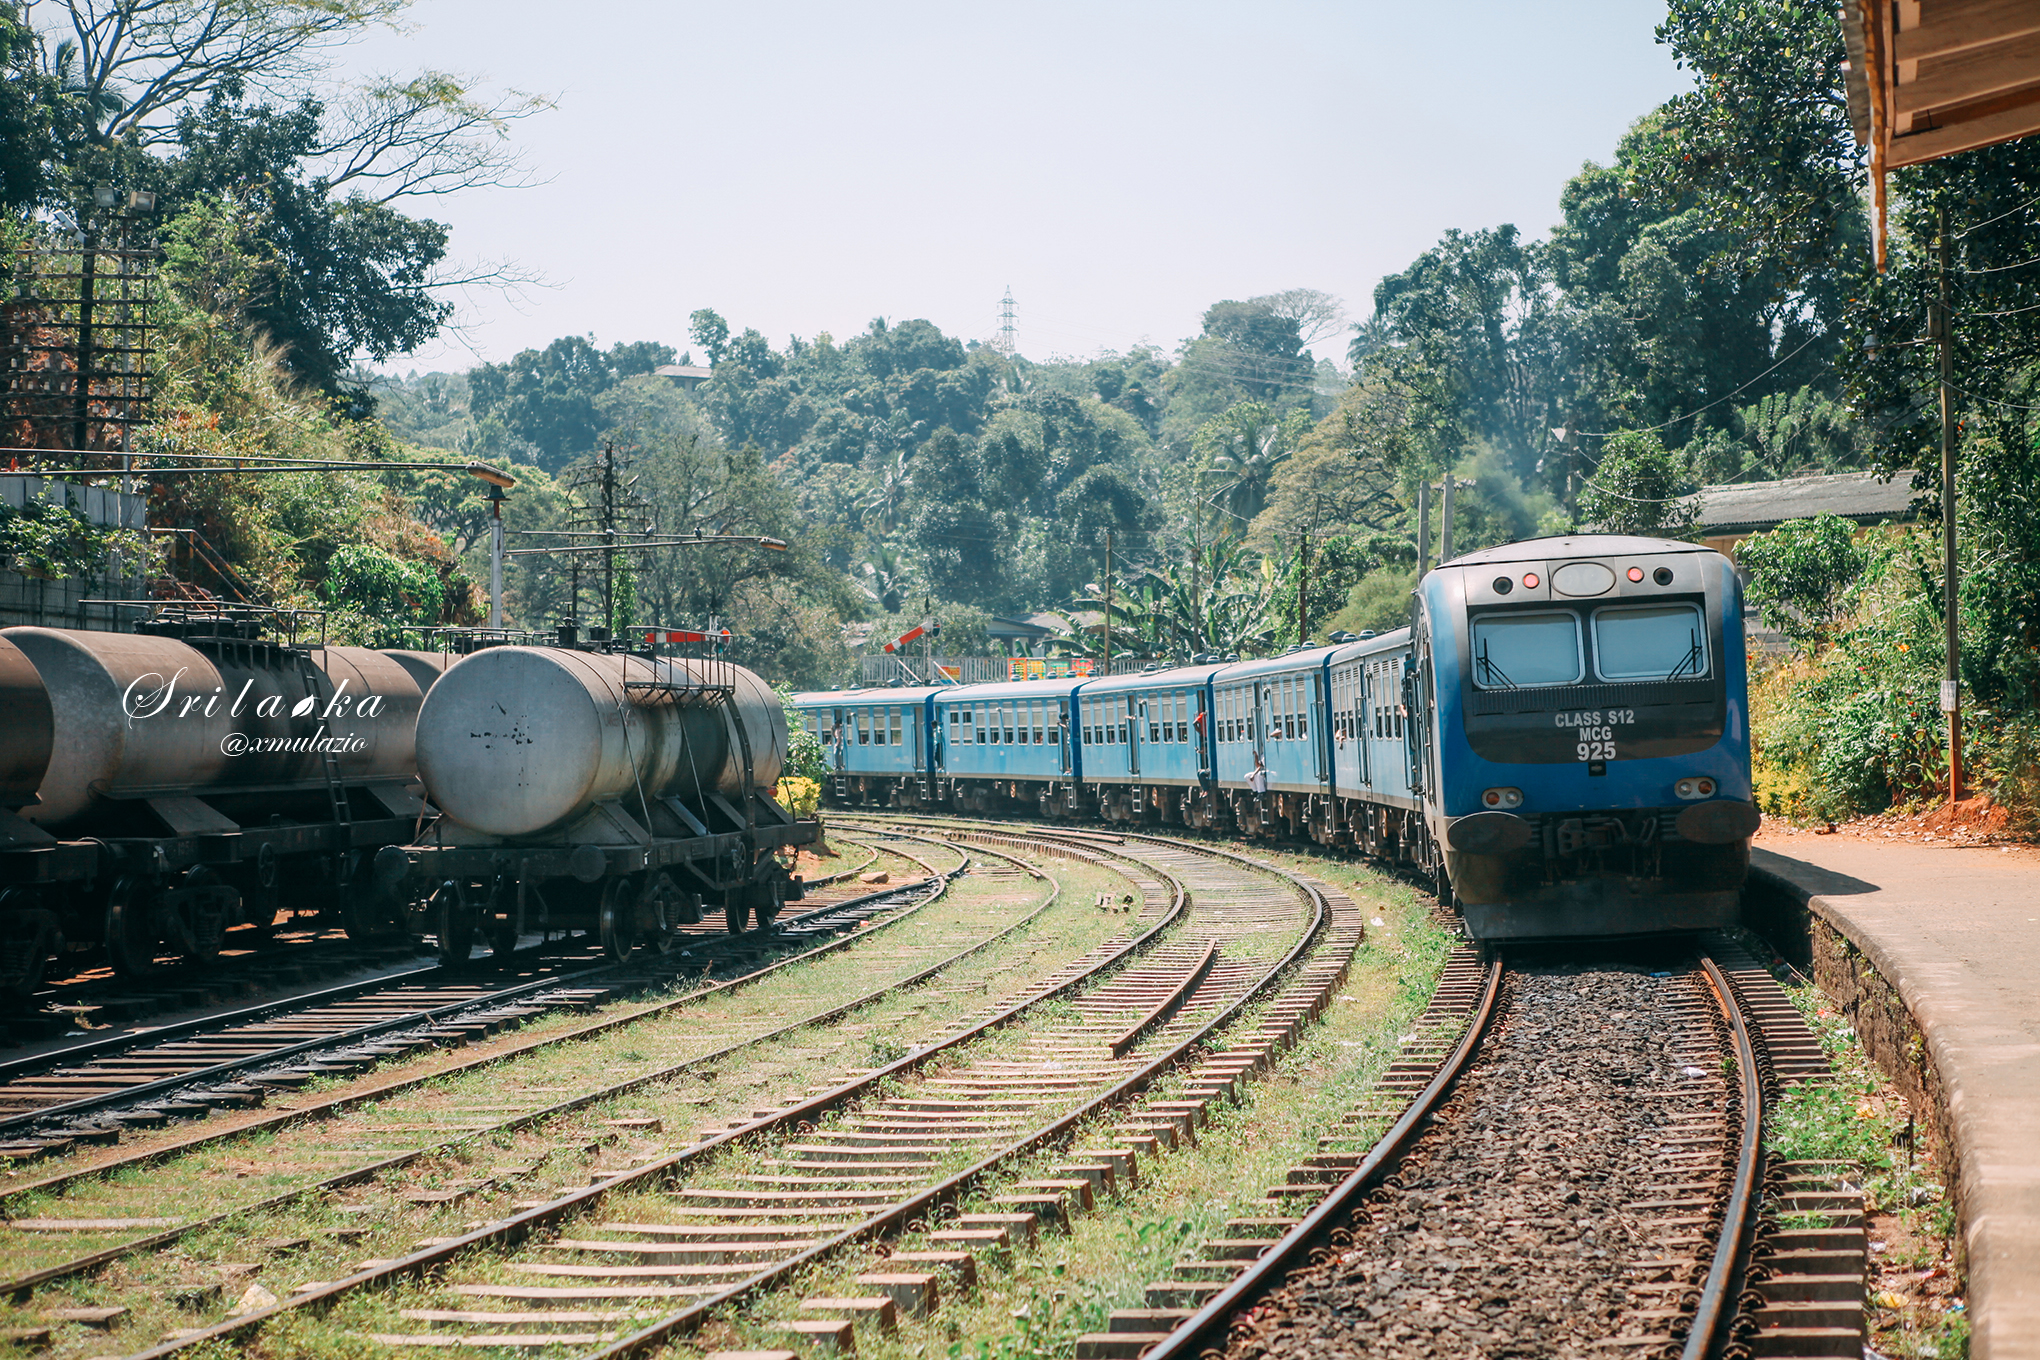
[1674,777,1717,800]
[1627,566,1645,582]
[1482,787,1523,809]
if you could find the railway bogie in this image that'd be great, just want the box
[795,532,1759,941]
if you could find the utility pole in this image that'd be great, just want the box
[1297,530,1310,645]
[1936,205,1962,804]
[1440,476,1457,564]
[1416,480,1431,577]
[1103,527,1113,676]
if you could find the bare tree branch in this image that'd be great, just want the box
[319,71,554,202]
[31,0,407,145]
[1250,287,1348,349]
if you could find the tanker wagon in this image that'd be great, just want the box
[395,642,817,965]
[0,617,441,989]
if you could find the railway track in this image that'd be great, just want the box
[0,822,1368,1359]
[1118,932,1837,1360]
[0,837,922,1163]
[0,827,1079,1349]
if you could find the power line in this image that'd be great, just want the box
[1568,332,1826,438]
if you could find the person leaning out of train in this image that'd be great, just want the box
[1250,752,1269,804]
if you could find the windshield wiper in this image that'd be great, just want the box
[1664,632,1705,681]
[1475,641,1517,689]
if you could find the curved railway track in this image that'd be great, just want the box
[0,822,1374,1360]
[0,827,1107,1350]
[0,836,925,1161]
[1125,941,1785,1360]
[0,816,1850,1359]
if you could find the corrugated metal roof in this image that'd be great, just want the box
[1691,471,1921,534]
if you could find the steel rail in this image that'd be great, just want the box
[0,836,1048,1298]
[0,955,445,1086]
[0,842,959,1215]
[123,830,1219,1360]
[0,837,909,1140]
[586,831,1333,1360]
[1684,952,1767,1360]
[1137,954,1505,1360]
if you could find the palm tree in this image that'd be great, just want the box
[1192,401,1314,533]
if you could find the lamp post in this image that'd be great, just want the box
[464,460,517,629]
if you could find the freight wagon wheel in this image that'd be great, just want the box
[722,892,750,936]
[104,876,169,982]
[752,878,782,930]
[0,896,58,1007]
[431,880,478,967]
[636,873,693,956]
[598,877,640,962]
[484,877,520,962]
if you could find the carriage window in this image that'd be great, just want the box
[1594,603,1708,681]
[1470,612,1584,688]
[1033,701,1045,745]
[1116,697,1127,744]
[1298,681,1309,741]
[856,709,870,744]
[891,707,903,746]
[1147,694,1160,744]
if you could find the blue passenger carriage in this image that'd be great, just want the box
[930,679,1082,815]
[1074,664,1225,826]
[790,686,939,808]
[1413,534,1759,938]
[1324,629,1426,859]
[1208,648,1341,838]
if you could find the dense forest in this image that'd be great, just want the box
[8,0,2040,826]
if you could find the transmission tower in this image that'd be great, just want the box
[994,286,1016,357]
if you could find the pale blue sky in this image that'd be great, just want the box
[338,2,1696,371]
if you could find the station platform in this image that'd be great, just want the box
[1748,827,2040,1360]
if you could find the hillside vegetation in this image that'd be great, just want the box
[7,0,2040,826]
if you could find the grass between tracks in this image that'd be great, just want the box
[0,852,1144,1359]
[1763,976,1968,1360]
[671,851,1450,1360]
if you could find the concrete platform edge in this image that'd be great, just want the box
[1745,855,2019,1359]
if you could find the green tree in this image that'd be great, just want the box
[1736,514,1874,653]
[0,4,60,209]
[1577,430,1700,538]
[1193,401,1313,534]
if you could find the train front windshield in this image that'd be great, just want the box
[1592,604,1707,681]
[1471,612,1582,688]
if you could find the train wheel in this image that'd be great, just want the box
[598,878,640,962]
[637,873,691,955]
[484,877,520,962]
[0,896,58,1007]
[722,892,750,936]
[432,880,478,967]
[105,876,168,981]
[753,879,783,930]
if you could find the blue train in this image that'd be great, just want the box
[793,533,1760,939]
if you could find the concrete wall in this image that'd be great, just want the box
[0,475,149,630]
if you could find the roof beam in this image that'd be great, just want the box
[1890,91,2040,164]
[1897,29,2040,114]
[1897,0,2040,64]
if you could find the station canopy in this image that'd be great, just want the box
[1842,0,2040,264]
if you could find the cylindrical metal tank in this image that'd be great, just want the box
[380,649,453,695]
[4,628,427,828]
[414,647,788,839]
[0,635,53,811]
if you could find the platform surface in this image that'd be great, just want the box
[1750,829,2040,1360]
